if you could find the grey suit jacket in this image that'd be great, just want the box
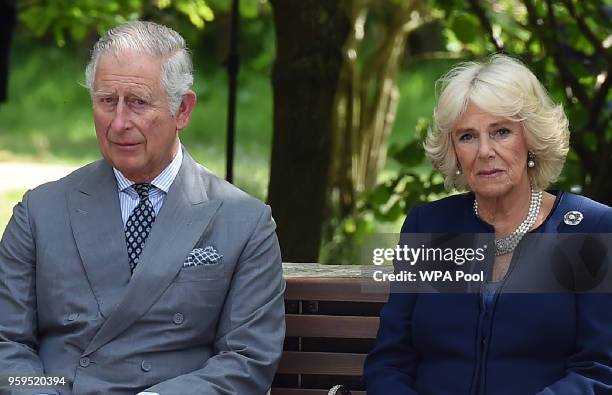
[0,150,286,395]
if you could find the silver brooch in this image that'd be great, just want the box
[563,210,583,226]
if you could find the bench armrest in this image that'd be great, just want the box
[329,384,352,395]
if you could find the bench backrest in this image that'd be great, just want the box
[271,275,388,395]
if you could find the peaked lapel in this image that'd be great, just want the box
[68,160,131,319]
[83,152,222,356]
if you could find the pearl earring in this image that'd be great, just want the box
[528,151,536,168]
[455,167,462,176]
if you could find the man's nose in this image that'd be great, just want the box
[110,100,131,132]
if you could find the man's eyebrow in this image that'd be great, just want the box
[92,91,115,97]
[125,91,154,100]
[92,90,154,100]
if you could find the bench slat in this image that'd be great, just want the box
[286,314,379,339]
[285,278,388,302]
[277,351,366,375]
[271,389,366,395]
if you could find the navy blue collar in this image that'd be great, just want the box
[458,190,563,233]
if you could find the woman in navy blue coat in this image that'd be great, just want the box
[363,55,612,394]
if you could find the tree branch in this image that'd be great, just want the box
[467,0,504,51]
[523,0,590,105]
[569,131,594,169]
[589,71,612,130]
[562,0,611,63]
[600,112,612,136]
[544,0,592,104]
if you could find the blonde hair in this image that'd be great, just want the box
[424,54,569,191]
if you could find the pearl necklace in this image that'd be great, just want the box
[473,188,543,256]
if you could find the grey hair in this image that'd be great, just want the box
[424,54,570,191]
[85,21,193,114]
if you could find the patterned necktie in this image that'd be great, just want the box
[125,183,156,274]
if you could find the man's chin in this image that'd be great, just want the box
[109,160,148,181]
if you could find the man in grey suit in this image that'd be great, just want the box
[0,21,285,395]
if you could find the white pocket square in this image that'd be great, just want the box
[183,246,223,267]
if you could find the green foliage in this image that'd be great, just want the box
[17,0,272,48]
[321,57,456,263]
[18,0,215,46]
[448,11,479,44]
[206,0,265,18]
[359,116,446,226]
[161,0,214,29]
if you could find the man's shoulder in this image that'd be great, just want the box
[191,161,268,214]
[26,159,106,197]
[9,160,108,221]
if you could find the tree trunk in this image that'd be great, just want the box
[330,0,427,220]
[268,0,351,262]
[580,122,612,207]
[0,0,17,102]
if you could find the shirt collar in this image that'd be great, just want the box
[113,145,183,194]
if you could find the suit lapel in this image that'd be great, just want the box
[83,153,222,356]
[68,160,131,319]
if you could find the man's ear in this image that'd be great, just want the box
[176,89,197,130]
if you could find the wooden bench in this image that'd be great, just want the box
[271,264,389,395]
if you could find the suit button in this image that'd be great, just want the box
[68,313,79,321]
[173,312,184,325]
[141,361,152,372]
[79,357,90,367]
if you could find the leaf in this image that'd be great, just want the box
[389,140,425,167]
[344,218,357,234]
[19,7,54,37]
[240,0,261,19]
[176,0,215,29]
[367,182,394,206]
[53,26,67,47]
[583,132,597,151]
[156,0,172,9]
[382,199,405,222]
[449,11,480,44]
[69,23,88,41]
[433,0,465,14]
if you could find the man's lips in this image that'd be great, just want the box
[113,141,143,150]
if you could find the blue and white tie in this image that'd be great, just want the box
[125,183,156,274]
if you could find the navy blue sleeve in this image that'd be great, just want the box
[535,293,612,394]
[363,207,421,394]
[537,209,612,394]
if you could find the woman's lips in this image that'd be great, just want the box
[477,169,504,177]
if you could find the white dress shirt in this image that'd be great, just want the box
[113,146,183,225]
